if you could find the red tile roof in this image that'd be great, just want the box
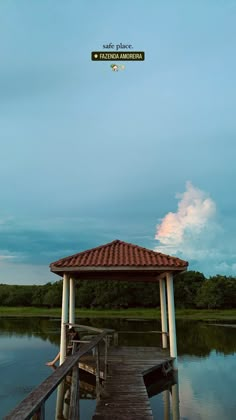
[50,240,188,270]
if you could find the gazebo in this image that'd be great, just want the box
[50,239,188,369]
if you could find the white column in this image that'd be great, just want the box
[69,277,75,325]
[159,278,168,349]
[59,273,69,365]
[163,389,170,420]
[171,382,180,420]
[55,382,64,419]
[63,388,70,419]
[166,272,178,368]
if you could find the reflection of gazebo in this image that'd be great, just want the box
[50,240,188,368]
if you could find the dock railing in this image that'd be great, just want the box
[4,325,114,420]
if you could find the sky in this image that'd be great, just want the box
[1,0,236,284]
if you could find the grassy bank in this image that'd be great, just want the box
[0,307,236,321]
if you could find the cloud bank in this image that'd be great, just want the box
[155,182,236,275]
[155,181,216,248]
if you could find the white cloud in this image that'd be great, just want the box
[0,255,15,261]
[155,181,217,249]
[0,250,18,263]
[178,366,230,420]
[154,182,236,275]
[0,250,27,265]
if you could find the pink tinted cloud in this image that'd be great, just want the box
[155,181,216,248]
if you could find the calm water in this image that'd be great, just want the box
[0,317,236,419]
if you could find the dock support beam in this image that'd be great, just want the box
[55,382,65,419]
[163,389,170,420]
[159,278,168,349]
[172,380,180,420]
[166,272,178,368]
[60,273,69,365]
[69,277,75,325]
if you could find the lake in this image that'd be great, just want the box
[0,317,236,419]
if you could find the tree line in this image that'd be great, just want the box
[0,271,235,309]
[1,317,235,356]
[0,317,235,357]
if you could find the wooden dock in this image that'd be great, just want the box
[4,327,175,420]
[91,346,174,420]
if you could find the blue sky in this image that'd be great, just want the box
[1,0,236,284]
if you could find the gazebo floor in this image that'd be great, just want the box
[79,346,174,420]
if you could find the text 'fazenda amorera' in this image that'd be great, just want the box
[91,51,145,61]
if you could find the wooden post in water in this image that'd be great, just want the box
[171,381,180,420]
[69,341,80,420]
[55,381,65,420]
[63,386,70,420]
[163,390,170,420]
[159,278,168,349]
[166,272,178,368]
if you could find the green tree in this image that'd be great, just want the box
[174,271,205,308]
[196,275,236,309]
[43,286,62,308]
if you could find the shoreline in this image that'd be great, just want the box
[0,307,236,321]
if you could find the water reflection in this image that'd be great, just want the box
[54,362,180,420]
[163,390,170,420]
[178,352,236,420]
[171,381,180,420]
[0,317,236,419]
[1,318,236,356]
[145,369,180,420]
[55,370,97,419]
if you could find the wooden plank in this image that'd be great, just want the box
[5,326,171,420]
[92,345,173,419]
